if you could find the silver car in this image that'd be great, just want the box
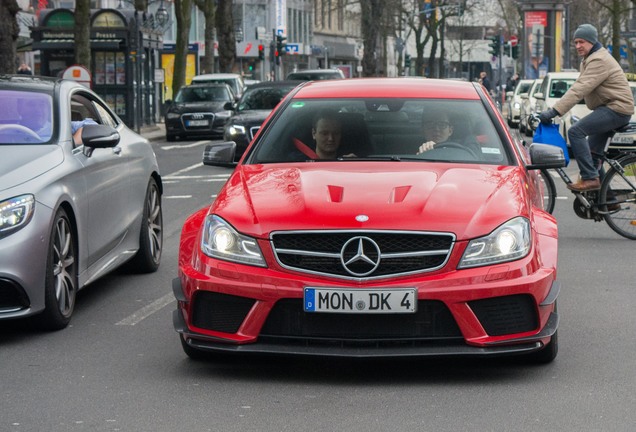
[0,75,163,330]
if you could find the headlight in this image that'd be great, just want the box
[513,102,521,110]
[458,217,531,268]
[226,124,246,136]
[201,215,265,266]
[166,112,181,120]
[0,194,35,238]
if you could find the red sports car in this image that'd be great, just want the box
[172,78,565,363]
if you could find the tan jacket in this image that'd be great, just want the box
[553,47,634,116]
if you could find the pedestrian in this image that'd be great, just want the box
[506,73,519,92]
[478,71,492,94]
[539,24,634,192]
[17,63,32,75]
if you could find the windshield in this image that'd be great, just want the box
[0,90,54,144]
[238,85,297,111]
[287,72,342,81]
[175,86,233,103]
[250,98,511,165]
[516,82,532,95]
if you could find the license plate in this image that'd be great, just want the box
[187,119,209,126]
[611,135,634,144]
[304,287,417,314]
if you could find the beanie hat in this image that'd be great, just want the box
[573,24,598,44]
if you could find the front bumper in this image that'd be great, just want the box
[165,116,225,138]
[0,202,54,319]
[172,259,560,358]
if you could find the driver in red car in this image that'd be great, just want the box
[417,111,455,154]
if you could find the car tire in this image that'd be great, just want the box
[526,330,558,364]
[125,177,163,273]
[180,334,212,361]
[37,207,77,331]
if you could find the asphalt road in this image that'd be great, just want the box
[2,136,636,432]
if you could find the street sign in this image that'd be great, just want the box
[509,35,518,47]
[285,43,299,54]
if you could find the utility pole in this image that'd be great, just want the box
[498,32,503,104]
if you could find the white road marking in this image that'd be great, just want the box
[162,140,211,150]
[116,293,175,326]
[121,163,225,324]
[165,162,203,176]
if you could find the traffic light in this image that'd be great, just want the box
[404,54,411,68]
[487,35,500,57]
[258,44,264,60]
[276,34,287,57]
[512,45,519,59]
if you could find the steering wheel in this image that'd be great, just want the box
[434,141,479,159]
[0,124,42,141]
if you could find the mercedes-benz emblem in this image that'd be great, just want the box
[340,236,381,277]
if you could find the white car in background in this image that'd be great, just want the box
[608,80,636,155]
[506,79,534,128]
[519,78,543,137]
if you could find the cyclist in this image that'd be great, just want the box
[539,24,634,192]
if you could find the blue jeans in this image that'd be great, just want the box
[567,106,631,180]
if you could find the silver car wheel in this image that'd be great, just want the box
[146,180,163,263]
[126,178,163,273]
[39,207,77,330]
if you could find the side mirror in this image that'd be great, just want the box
[81,124,120,148]
[534,92,545,101]
[527,143,566,169]
[224,101,235,111]
[203,141,237,166]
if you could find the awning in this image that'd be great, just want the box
[32,39,124,50]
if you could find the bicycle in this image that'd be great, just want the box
[530,114,636,240]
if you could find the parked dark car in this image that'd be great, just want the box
[223,80,302,161]
[165,83,234,141]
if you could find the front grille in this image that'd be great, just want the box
[469,294,538,336]
[260,299,462,341]
[181,112,215,130]
[271,230,454,279]
[191,291,255,333]
[0,278,30,312]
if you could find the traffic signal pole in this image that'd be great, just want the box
[498,33,503,105]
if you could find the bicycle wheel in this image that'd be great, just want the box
[538,169,556,214]
[599,155,636,240]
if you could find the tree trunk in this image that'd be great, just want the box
[74,0,91,71]
[216,0,235,73]
[0,0,20,74]
[361,0,385,77]
[194,0,216,74]
[173,0,192,98]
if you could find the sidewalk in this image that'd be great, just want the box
[139,122,166,142]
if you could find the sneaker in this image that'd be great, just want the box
[567,178,601,192]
